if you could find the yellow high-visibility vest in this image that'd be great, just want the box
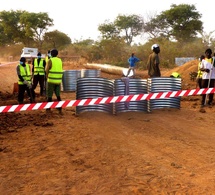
[47,57,63,84]
[34,58,45,75]
[170,72,180,78]
[45,56,49,64]
[197,62,203,78]
[18,64,31,84]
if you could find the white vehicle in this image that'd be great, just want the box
[21,47,45,59]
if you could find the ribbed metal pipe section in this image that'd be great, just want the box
[147,77,181,111]
[62,70,81,92]
[76,78,114,115]
[81,69,101,78]
[114,78,148,114]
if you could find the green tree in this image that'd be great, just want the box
[98,21,119,39]
[43,30,71,49]
[0,23,12,45]
[98,14,144,45]
[115,14,144,45]
[20,12,53,48]
[0,10,26,44]
[0,10,53,47]
[144,4,203,42]
[98,38,129,65]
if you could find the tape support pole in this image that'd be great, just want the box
[1,87,215,113]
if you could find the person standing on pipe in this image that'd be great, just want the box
[125,53,140,77]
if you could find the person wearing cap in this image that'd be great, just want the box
[16,57,35,104]
[32,52,46,96]
[147,44,161,78]
[45,48,63,114]
[125,53,140,77]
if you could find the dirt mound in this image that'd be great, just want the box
[163,60,198,77]
[162,60,199,89]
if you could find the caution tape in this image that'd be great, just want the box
[1,87,215,113]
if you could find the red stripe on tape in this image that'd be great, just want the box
[1,87,215,113]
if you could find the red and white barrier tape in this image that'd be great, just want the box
[1,87,215,113]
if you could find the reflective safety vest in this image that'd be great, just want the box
[170,72,180,78]
[18,64,31,84]
[34,58,45,75]
[197,62,203,78]
[45,56,49,64]
[47,57,63,84]
[205,58,213,64]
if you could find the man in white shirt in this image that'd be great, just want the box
[200,48,215,107]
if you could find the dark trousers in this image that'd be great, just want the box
[201,79,215,105]
[197,78,202,88]
[46,83,62,111]
[18,84,35,104]
[32,74,45,96]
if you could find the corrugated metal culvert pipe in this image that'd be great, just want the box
[62,70,81,92]
[114,78,148,114]
[81,69,101,78]
[147,77,182,112]
[76,78,114,115]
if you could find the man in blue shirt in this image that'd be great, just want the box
[125,53,140,77]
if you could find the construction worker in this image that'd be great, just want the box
[45,50,51,64]
[44,50,51,96]
[45,49,63,114]
[170,72,181,78]
[16,57,35,104]
[196,55,205,88]
[125,53,140,77]
[199,48,215,107]
[32,52,46,96]
[147,44,161,77]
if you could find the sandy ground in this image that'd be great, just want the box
[1,60,215,194]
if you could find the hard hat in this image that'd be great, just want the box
[151,44,159,51]
[51,49,58,57]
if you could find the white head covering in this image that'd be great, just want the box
[151,44,159,50]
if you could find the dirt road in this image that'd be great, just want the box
[1,61,215,194]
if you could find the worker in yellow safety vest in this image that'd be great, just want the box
[196,55,205,88]
[45,50,51,64]
[16,57,35,104]
[45,48,63,114]
[32,52,46,96]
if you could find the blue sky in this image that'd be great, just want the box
[1,0,214,43]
